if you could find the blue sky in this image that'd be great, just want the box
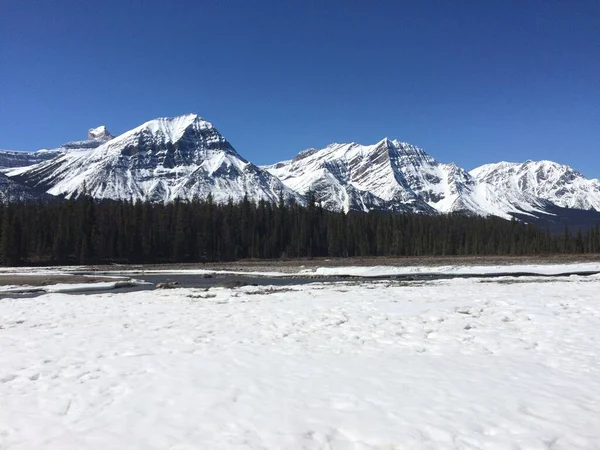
[2,0,599,175]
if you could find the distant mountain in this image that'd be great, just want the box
[2,114,599,229]
[266,140,600,227]
[470,160,600,212]
[0,149,61,170]
[264,139,437,213]
[0,126,114,170]
[265,139,550,219]
[8,114,299,204]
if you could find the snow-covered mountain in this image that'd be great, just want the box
[8,114,299,204]
[0,126,114,170]
[0,172,53,202]
[266,139,441,213]
[266,139,600,221]
[0,149,61,170]
[265,138,519,216]
[471,161,600,212]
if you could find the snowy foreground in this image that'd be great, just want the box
[1,274,600,449]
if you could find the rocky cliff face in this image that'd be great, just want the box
[0,150,61,170]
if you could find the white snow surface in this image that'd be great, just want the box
[0,279,148,295]
[1,274,600,449]
[298,262,600,277]
[1,262,598,279]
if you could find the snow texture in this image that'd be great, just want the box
[298,262,600,277]
[0,279,149,295]
[1,270,599,449]
[68,261,600,279]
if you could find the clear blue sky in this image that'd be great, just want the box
[2,0,599,175]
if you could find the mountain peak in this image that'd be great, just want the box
[128,113,210,140]
[88,125,114,141]
[98,113,231,160]
[377,137,392,147]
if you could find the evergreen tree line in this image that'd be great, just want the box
[0,194,599,266]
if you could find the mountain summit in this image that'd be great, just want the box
[88,125,114,141]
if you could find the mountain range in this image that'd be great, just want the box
[2,113,599,228]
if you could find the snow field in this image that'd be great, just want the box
[299,262,600,277]
[7,260,595,279]
[0,279,149,295]
[1,276,599,449]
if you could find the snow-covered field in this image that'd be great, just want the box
[3,261,596,279]
[1,273,600,449]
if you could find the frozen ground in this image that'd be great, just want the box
[297,262,600,277]
[1,272,599,449]
[3,260,600,279]
[0,279,149,295]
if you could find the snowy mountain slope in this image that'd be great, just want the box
[266,139,600,220]
[0,172,53,202]
[42,125,114,154]
[0,126,114,171]
[265,138,524,216]
[8,114,299,204]
[265,139,440,213]
[0,149,61,170]
[471,160,600,212]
